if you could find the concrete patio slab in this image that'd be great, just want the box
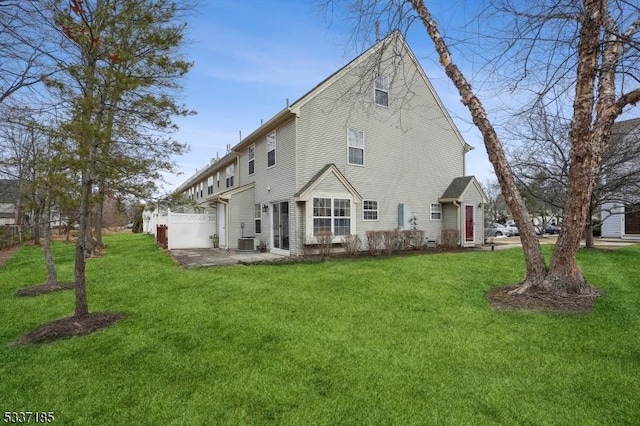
[170,248,285,269]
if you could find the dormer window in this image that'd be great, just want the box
[375,74,389,107]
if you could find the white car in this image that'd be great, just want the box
[505,225,519,236]
[486,223,512,237]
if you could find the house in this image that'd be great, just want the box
[0,179,20,226]
[174,32,487,255]
[601,118,640,239]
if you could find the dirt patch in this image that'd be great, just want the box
[487,285,601,314]
[16,282,74,297]
[13,312,126,346]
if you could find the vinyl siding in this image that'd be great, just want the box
[227,186,255,249]
[242,118,297,252]
[442,204,458,242]
[295,42,465,245]
[601,202,623,238]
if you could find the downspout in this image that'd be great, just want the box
[219,197,229,248]
[453,201,461,246]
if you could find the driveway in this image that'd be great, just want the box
[485,235,637,251]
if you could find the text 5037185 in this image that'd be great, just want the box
[3,412,55,423]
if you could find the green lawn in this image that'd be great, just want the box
[1,234,639,425]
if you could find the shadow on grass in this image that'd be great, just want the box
[15,282,74,297]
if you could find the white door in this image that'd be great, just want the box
[271,201,290,254]
[217,203,226,247]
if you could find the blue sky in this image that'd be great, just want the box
[165,0,493,192]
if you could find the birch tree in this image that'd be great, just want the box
[330,0,640,298]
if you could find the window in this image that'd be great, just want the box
[430,203,442,220]
[216,172,220,188]
[375,74,389,107]
[207,176,214,195]
[266,131,276,168]
[313,197,351,236]
[348,128,364,165]
[363,200,378,221]
[254,203,262,234]
[225,164,234,188]
[248,145,255,175]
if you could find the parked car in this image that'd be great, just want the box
[485,223,512,237]
[545,224,561,234]
[505,225,519,236]
[126,222,134,229]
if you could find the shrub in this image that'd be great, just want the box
[440,229,460,249]
[408,230,425,250]
[366,230,384,255]
[342,234,362,257]
[317,231,333,257]
[381,230,400,255]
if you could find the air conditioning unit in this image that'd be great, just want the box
[238,237,258,252]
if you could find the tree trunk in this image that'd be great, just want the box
[409,0,547,286]
[94,182,105,248]
[32,208,41,246]
[74,169,91,318]
[542,0,604,295]
[42,202,58,285]
[584,225,595,248]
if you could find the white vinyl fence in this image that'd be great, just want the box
[167,212,216,250]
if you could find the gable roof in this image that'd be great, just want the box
[232,30,471,153]
[175,152,239,194]
[612,118,640,146]
[294,163,362,202]
[439,176,487,203]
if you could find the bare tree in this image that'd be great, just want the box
[328,0,640,298]
[482,179,508,225]
[0,1,60,105]
[510,106,640,247]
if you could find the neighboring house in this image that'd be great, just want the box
[0,179,20,226]
[601,118,640,239]
[175,32,486,255]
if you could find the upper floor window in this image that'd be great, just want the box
[430,203,442,221]
[207,176,214,195]
[375,75,389,107]
[266,131,276,168]
[348,128,364,165]
[248,144,255,175]
[226,164,234,188]
[363,200,378,221]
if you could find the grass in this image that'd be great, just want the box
[1,234,639,425]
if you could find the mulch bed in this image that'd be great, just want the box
[16,282,74,297]
[13,312,127,346]
[487,285,601,314]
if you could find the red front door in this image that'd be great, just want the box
[465,205,474,242]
